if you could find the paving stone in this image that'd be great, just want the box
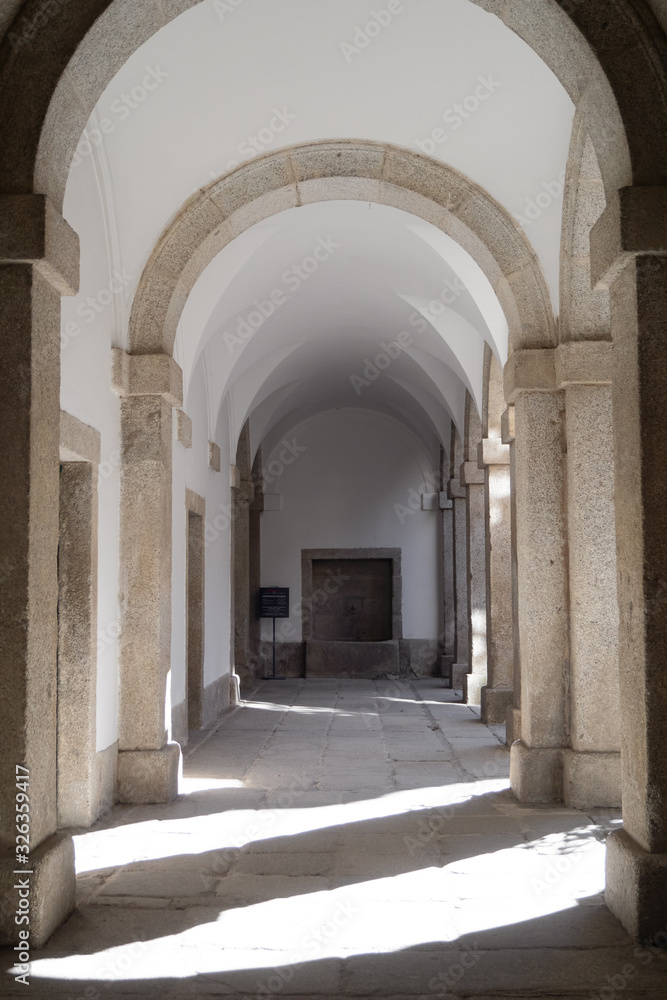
[215,873,330,905]
[233,852,333,876]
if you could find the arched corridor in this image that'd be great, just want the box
[2,0,667,994]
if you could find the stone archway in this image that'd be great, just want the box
[3,0,660,205]
[2,0,667,949]
[129,140,554,357]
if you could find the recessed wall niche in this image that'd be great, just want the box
[302,548,402,677]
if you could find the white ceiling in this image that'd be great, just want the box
[63,0,575,457]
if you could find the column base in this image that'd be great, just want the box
[230,673,241,705]
[510,740,563,803]
[116,742,182,804]
[451,663,468,691]
[606,829,667,943]
[563,749,621,809]
[440,655,455,686]
[0,831,75,947]
[464,672,486,706]
[481,685,513,724]
[506,706,521,745]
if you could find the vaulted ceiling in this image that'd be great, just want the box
[61,0,576,459]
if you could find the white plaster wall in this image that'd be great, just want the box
[76,0,573,319]
[260,409,441,643]
[61,151,121,753]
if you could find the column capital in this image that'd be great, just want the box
[557,340,612,387]
[460,461,485,486]
[505,342,613,401]
[59,410,101,465]
[176,410,192,448]
[208,441,221,472]
[111,349,183,407]
[591,186,667,290]
[447,478,467,500]
[504,348,556,402]
[478,438,510,467]
[0,194,79,295]
[501,405,515,444]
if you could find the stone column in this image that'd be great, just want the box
[591,189,667,941]
[448,426,469,689]
[480,354,514,724]
[502,405,522,745]
[440,446,456,680]
[249,446,263,672]
[0,195,79,945]
[232,421,253,684]
[461,394,487,706]
[112,350,183,804]
[560,343,622,809]
[505,343,623,808]
[57,411,101,828]
[505,351,569,803]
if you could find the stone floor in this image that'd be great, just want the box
[2,678,666,998]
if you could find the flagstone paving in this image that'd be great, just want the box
[3,679,666,998]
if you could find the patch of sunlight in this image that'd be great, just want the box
[26,839,605,982]
[179,776,244,793]
[73,779,509,873]
[374,696,470,708]
[243,700,374,717]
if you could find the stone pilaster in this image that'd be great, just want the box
[591,187,667,941]
[448,426,469,690]
[505,339,623,808]
[249,446,263,674]
[462,394,487,706]
[232,421,253,683]
[561,343,621,809]
[479,351,513,724]
[478,437,513,723]
[461,461,486,705]
[112,349,183,804]
[440,448,456,679]
[506,351,569,802]
[57,412,101,827]
[502,405,522,746]
[0,196,78,945]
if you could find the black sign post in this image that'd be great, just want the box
[258,587,289,679]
